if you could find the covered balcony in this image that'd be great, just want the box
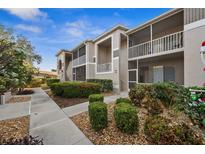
[128,52,184,89]
[72,45,86,67]
[128,10,184,59]
[97,37,112,73]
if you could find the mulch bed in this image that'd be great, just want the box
[0,116,29,144]
[71,103,149,145]
[16,89,34,95]
[7,96,31,104]
[71,103,202,145]
[46,90,88,108]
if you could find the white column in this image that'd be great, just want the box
[137,59,139,84]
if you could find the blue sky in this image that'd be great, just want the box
[0,8,170,71]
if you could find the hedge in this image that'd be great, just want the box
[87,79,113,92]
[46,78,60,87]
[89,94,104,103]
[88,102,108,131]
[50,82,101,98]
[114,102,139,134]
[116,97,132,105]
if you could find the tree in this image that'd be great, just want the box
[0,25,42,94]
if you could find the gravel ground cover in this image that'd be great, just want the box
[0,116,29,144]
[71,103,204,145]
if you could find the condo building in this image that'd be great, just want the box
[57,8,205,92]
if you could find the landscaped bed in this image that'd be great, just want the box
[0,116,29,144]
[71,103,202,145]
[71,83,205,145]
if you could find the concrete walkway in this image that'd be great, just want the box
[63,92,128,117]
[0,100,30,121]
[29,88,92,145]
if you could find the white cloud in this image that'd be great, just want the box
[3,8,47,20]
[64,19,104,38]
[15,24,41,33]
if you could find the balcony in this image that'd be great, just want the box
[128,31,184,59]
[72,55,86,67]
[97,63,111,73]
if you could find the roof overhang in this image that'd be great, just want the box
[93,24,129,43]
[56,50,72,57]
[126,8,183,35]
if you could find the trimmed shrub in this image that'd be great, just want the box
[87,79,113,92]
[50,82,101,98]
[46,78,60,87]
[89,94,104,103]
[116,97,132,105]
[88,102,108,131]
[114,102,139,134]
[49,82,64,96]
[144,116,204,145]
[144,116,178,144]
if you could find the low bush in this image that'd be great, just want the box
[89,94,104,103]
[17,89,34,95]
[129,82,190,110]
[144,116,176,144]
[144,116,203,144]
[173,123,203,145]
[129,84,154,107]
[46,78,60,87]
[153,82,191,108]
[27,78,44,88]
[114,102,139,134]
[1,135,43,145]
[88,102,108,131]
[116,97,132,105]
[50,82,101,98]
[87,79,113,92]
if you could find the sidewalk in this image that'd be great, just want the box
[0,100,30,121]
[29,88,92,145]
[62,91,128,117]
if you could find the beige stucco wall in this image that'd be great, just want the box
[139,55,184,85]
[57,53,65,81]
[119,39,128,91]
[184,24,205,87]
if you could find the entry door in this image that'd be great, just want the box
[153,66,164,83]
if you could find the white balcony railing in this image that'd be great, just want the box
[72,55,86,67]
[97,63,111,72]
[128,31,184,59]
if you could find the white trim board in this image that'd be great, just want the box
[184,18,205,32]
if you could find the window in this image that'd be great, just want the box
[129,71,137,81]
[128,60,137,69]
[164,66,175,82]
